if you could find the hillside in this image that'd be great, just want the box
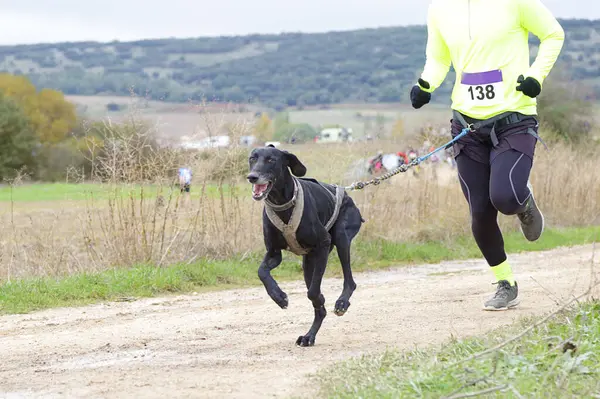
[0,19,598,108]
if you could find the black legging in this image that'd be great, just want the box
[456,150,532,266]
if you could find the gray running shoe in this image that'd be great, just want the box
[517,181,545,242]
[483,280,519,311]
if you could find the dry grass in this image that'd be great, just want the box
[1,105,599,281]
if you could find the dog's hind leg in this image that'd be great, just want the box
[258,250,288,309]
[333,208,362,316]
[296,245,329,347]
[333,240,357,316]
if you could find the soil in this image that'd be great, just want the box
[1,244,598,399]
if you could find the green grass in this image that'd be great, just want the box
[317,301,600,398]
[0,182,243,202]
[1,225,598,314]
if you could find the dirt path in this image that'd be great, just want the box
[1,245,598,399]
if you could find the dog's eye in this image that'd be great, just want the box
[249,156,257,162]
[267,158,275,163]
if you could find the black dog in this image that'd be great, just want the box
[247,145,364,347]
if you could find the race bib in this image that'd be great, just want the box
[461,69,504,106]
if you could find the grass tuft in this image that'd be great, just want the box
[317,301,600,398]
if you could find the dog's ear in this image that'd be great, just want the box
[283,151,307,177]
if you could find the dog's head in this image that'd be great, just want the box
[246,145,307,201]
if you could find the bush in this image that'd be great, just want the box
[33,140,90,182]
[537,73,595,143]
[202,147,249,181]
[0,95,38,180]
[106,102,124,112]
[85,119,179,183]
[273,122,317,143]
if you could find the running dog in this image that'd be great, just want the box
[247,145,364,347]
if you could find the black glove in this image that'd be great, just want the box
[516,75,541,98]
[410,78,431,109]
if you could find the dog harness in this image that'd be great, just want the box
[264,177,345,256]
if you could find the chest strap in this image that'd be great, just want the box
[265,178,345,256]
[324,184,345,231]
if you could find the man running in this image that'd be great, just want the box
[410,0,564,310]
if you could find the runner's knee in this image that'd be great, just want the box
[491,189,524,215]
[490,150,532,215]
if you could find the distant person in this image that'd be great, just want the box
[178,167,192,205]
[397,151,409,166]
[368,150,384,175]
[410,0,564,310]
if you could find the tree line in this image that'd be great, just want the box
[0,19,598,108]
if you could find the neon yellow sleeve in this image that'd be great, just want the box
[518,0,565,85]
[420,5,451,93]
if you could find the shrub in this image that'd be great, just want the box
[85,118,179,183]
[0,94,38,180]
[537,72,595,143]
[33,140,89,182]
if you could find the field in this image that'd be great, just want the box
[1,101,600,398]
[65,94,452,140]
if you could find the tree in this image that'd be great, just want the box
[253,113,274,144]
[0,22,594,108]
[0,94,38,180]
[0,73,77,145]
[106,102,123,112]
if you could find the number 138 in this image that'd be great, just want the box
[468,85,496,100]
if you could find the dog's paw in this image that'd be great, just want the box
[268,287,289,309]
[295,334,315,347]
[334,299,351,316]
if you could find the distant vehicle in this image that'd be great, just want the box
[314,127,353,144]
[180,135,230,150]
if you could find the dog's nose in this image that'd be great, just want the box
[247,173,259,183]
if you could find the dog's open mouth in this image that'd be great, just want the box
[252,182,272,201]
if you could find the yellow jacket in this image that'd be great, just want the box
[420,0,565,119]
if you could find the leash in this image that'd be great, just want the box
[344,127,472,191]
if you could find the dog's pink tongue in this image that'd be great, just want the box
[253,184,268,196]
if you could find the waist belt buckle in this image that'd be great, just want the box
[504,113,521,126]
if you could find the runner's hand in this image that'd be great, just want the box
[516,75,541,98]
[410,79,432,109]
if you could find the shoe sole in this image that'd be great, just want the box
[483,298,520,311]
[520,182,545,242]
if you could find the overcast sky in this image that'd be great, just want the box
[0,0,598,45]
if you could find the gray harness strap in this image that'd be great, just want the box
[265,179,308,256]
[324,184,345,231]
[265,178,344,256]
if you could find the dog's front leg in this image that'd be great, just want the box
[296,244,330,347]
[258,250,288,309]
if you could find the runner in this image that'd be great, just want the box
[178,167,192,206]
[410,0,564,310]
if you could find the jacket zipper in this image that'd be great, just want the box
[468,0,472,40]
